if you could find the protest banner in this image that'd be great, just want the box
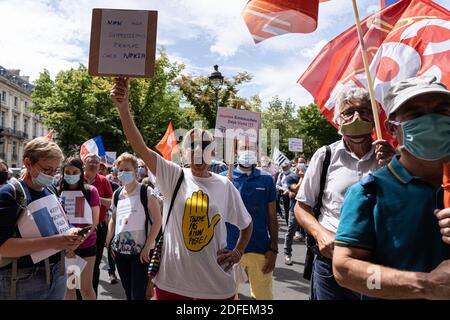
[89,8,158,78]
[18,195,71,263]
[288,138,303,152]
[215,107,261,142]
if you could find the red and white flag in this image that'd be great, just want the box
[155,122,178,161]
[242,0,330,43]
[298,0,450,139]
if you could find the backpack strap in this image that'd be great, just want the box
[139,183,151,235]
[81,184,91,207]
[113,186,124,209]
[312,145,332,219]
[161,170,185,234]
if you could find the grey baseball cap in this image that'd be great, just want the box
[384,76,450,115]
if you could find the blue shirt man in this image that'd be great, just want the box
[221,142,278,300]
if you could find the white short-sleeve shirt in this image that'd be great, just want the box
[296,139,378,233]
[153,154,252,299]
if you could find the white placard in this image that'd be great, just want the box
[60,191,93,225]
[215,107,261,142]
[288,138,304,152]
[98,10,149,76]
[18,194,71,263]
[105,151,117,167]
[115,196,146,234]
[65,255,88,274]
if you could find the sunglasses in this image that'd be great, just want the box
[188,141,212,151]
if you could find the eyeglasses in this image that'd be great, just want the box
[86,160,100,166]
[188,141,212,151]
[340,107,373,120]
[35,162,59,176]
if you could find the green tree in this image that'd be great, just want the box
[295,103,340,159]
[30,49,204,156]
[175,71,253,128]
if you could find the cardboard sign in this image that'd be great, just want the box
[89,8,158,78]
[288,138,304,152]
[215,107,261,142]
[60,191,93,225]
[18,194,71,263]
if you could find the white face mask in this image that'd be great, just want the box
[32,171,54,188]
[118,171,135,185]
[237,150,257,168]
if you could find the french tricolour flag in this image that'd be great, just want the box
[80,136,105,161]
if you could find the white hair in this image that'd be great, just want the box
[333,87,370,125]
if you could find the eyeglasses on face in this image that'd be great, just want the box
[340,107,372,120]
[35,162,59,176]
[188,141,212,151]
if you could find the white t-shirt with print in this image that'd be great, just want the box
[153,154,252,299]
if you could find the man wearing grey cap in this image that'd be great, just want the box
[333,76,450,299]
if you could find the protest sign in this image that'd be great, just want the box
[18,194,70,263]
[288,138,304,152]
[60,191,93,225]
[105,151,117,167]
[215,107,261,142]
[89,8,158,78]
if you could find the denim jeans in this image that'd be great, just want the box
[0,261,67,300]
[310,255,360,300]
[114,252,149,300]
[283,208,299,257]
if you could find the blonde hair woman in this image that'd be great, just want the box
[106,152,162,300]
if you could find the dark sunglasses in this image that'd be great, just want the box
[188,141,212,150]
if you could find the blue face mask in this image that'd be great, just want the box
[64,174,80,185]
[390,113,450,161]
[118,171,135,185]
[32,171,55,188]
[137,167,147,176]
[237,151,257,168]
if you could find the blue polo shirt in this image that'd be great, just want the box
[336,155,450,274]
[221,166,277,254]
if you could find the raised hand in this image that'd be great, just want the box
[110,77,129,111]
[182,190,221,251]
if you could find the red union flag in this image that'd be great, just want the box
[298,0,450,136]
[155,122,178,161]
[242,0,329,43]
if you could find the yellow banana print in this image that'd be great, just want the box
[182,190,221,251]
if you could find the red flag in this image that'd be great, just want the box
[242,0,323,43]
[46,128,55,140]
[298,0,450,140]
[155,122,178,161]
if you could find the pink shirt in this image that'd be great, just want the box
[74,185,100,249]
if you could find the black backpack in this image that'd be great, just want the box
[113,184,152,234]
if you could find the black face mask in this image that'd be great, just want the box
[0,171,8,184]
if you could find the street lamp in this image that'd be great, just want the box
[208,65,224,109]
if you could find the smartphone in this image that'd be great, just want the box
[77,225,92,237]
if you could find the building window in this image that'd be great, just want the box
[24,118,28,134]
[24,101,28,111]
[33,122,37,137]
[14,97,18,107]
[0,111,4,127]
[1,91,5,102]
[13,115,17,132]
[12,142,17,159]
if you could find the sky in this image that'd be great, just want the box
[0,0,448,109]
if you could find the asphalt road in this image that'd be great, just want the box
[97,215,310,300]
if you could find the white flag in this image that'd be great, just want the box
[272,147,289,167]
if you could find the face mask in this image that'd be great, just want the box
[0,171,7,184]
[118,171,135,185]
[237,151,257,168]
[390,114,450,161]
[339,117,373,137]
[32,171,55,188]
[64,174,80,185]
[137,167,147,176]
[112,167,118,174]
[297,163,307,171]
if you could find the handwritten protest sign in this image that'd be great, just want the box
[89,9,158,78]
[215,107,261,142]
[288,138,304,152]
[18,194,71,263]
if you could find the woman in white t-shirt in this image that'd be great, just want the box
[106,152,162,300]
[110,77,253,300]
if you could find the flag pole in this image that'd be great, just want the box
[351,0,383,140]
[227,103,240,180]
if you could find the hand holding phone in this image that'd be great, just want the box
[77,225,92,237]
